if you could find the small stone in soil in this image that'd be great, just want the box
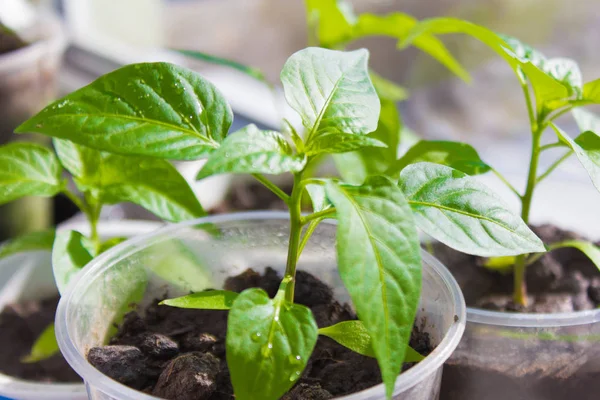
[281,383,333,400]
[152,352,220,400]
[138,332,179,359]
[180,332,218,353]
[88,345,150,390]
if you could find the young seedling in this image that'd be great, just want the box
[391,18,600,306]
[17,46,544,398]
[0,140,204,362]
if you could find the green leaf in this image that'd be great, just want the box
[354,13,469,82]
[548,240,600,271]
[482,256,516,273]
[98,237,127,254]
[370,71,409,102]
[573,108,600,133]
[305,0,354,48]
[305,182,332,213]
[387,140,491,177]
[333,97,401,184]
[53,138,101,182]
[0,229,55,260]
[325,176,422,398]
[197,124,306,179]
[306,133,386,156]
[280,47,379,141]
[175,49,268,84]
[400,162,545,256]
[52,230,94,295]
[161,290,239,310]
[551,123,600,192]
[581,79,600,103]
[0,142,63,205]
[16,63,233,160]
[21,323,59,363]
[519,61,570,113]
[227,285,318,400]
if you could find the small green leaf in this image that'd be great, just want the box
[161,290,239,310]
[227,285,318,400]
[305,0,354,48]
[16,63,232,160]
[334,97,401,184]
[551,123,600,192]
[318,320,375,357]
[387,140,491,177]
[53,138,101,181]
[325,176,422,398]
[281,47,379,141]
[21,323,59,363]
[98,237,128,254]
[175,49,268,84]
[305,182,332,213]
[519,61,570,113]
[400,162,545,256]
[482,256,516,273]
[197,124,306,179]
[370,71,408,102]
[581,79,600,104]
[0,142,63,205]
[573,108,600,133]
[52,230,94,295]
[548,240,600,271]
[306,133,386,156]
[0,230,55,260]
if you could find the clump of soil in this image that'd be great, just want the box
[0,25,27,55]
[434,224,600,313]
[88,268,432,400]
[436,224,600,400]
[0,296,80,382]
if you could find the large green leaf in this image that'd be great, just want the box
[175,49,268,84]
[21,323,59,363]
[548,240,600,271]
[0,229,55,260]
[16,63,232,160]
[227,285,318,400]
[318,320,424,362]
[325,176,422,398]
[0,142,63,205]
[306,132,386,156]
[53,138,101,181]
[52,230,94,295]
[387,140,491,177]
[305,182,332,212]
[161,290,238,310]
[551,123,600,192]
[305,0,354,48]
[280,47,379,141]
[333,97,401,184]
[197,124,306,179]
[399,163,545,256]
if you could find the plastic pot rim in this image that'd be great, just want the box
[56,210,466,400]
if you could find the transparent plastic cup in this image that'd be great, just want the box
[0,221,162,400]
[56,211,466,400]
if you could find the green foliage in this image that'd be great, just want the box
[16,63,232,160]
[52,230,94,295]
[399,163,545,256]
[20,323,59,363]
[0,229,55,259]
[160,290,239,310]
[0,142,64,205]
[175,49,268,84]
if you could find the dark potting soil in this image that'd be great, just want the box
[435,224,600,400]
[0,296,80,382]
[88,268,432,400]
[434,224,600,313]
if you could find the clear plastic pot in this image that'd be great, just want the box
[0,220,162,400]
[439,176,600,400]
[56,211,466,400]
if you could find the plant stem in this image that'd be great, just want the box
[539,142,563,152]
[491,168,522,199]
[62,188,87,214]
[301,208,336,225]
[297,218,322,261]
[284,173,304,302]
[536,150,573,184]
[251,174,290,205]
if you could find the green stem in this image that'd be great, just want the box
[62,188,87,214]
[297,218,322,261]
[539,142,563,152]
[284,173,304,302]
[536,150,573,184]
[301,208,336,225]
[491,168,522,199]
[252,174,290,205]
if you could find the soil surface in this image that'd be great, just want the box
[436,224,600,400]
[88,268,432,400]
[434,224,600,313]
[210,181,290,214]
[0,296,80,382]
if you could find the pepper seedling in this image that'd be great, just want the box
[0,140,204,362]
[391,18,600,306]
[17,47,543,399]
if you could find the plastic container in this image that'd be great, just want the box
[56,211,465,400]
[439,177,600,400]
[0,220,162,400]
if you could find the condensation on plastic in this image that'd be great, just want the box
[56,211,466,400]
[0,221,162,400]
